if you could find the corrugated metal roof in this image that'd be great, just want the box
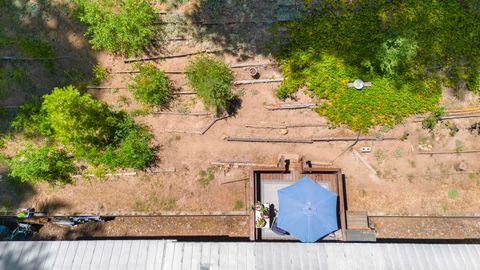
[0,240,479,270]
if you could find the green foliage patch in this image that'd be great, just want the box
[75,0,157,56]
[10,86,155,181]
[129,63,172,107]
[7,144,75,184]
[186,55,234,115]
[276,1,480,131]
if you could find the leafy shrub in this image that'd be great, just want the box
[422,107,446,131]
[92,64,109,85]
[7,144,75,184]
[129,63,172,107]
[42,85,117,148]
[99,118,154,169]
[11,85,155,171]
[275,1,479,131]
[10,99,53,137]
[75,0,156,56]
[186,55,234,115]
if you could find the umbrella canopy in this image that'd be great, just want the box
[277,176,338,242]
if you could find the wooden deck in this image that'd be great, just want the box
[249,162,347,241]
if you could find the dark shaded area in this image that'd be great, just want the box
[0,176,36,213]
[0,0,98,110]
[226,95,242,116]
[189,0,303,57]
[37,198,70,213]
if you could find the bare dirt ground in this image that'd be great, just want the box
[34,216,249,240]
[1,0,480,239]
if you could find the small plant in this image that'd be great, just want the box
[374,149,385,162]
[393,148,402,158]
[448,188,459,199]
[444,121,459,136]
[92,65,109,85]
[422,107,446,131]
[186,55,234,116]
[95,202,104,212]
[176,104,190,114]
[129,63,172,107]
[198,167,215,187]
[233,200,244,210]
[408,160,416,168]
[455,139,464,153]
[159,198,177,211]
[406,174,414,183]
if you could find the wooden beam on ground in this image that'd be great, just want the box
[164,115,229,135]
[211,160,277,168]
[72,172,137,178]
[224,136,314,144]
[264,103,315,110]
[113,70,186,74]
[233,78,283,85]
[146,167,176,173]
[413,114,480,122]
[245,123,327,129]
[153,111,210,116]
[124,50,222,63]
[0,56,70,61]
[230,62,273,68]
[86,86,128,90]
[312,136,399,142]
[417,150,480,155]
[199,115,230,135]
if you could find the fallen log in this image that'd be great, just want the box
[124,50,222,63]
[224,136,314,144]
[233,78,283,85]
[264,103,315,110]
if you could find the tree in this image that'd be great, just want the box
[8,144,75,184]
[186,55,234,115]
[42,85,117,148]
[129,63,172,107]
[75,0,156,56]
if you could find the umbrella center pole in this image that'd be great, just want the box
[303,202,316,217]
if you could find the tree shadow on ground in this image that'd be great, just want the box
[188,0,303,58]
[0,0,98,109]
[0,175,35,214]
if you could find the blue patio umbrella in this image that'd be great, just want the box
[277,176,338,242]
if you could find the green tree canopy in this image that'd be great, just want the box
[42,85,117,148]
[275,0,480,131]
[8,144,75,184]
[75,0,156,56]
